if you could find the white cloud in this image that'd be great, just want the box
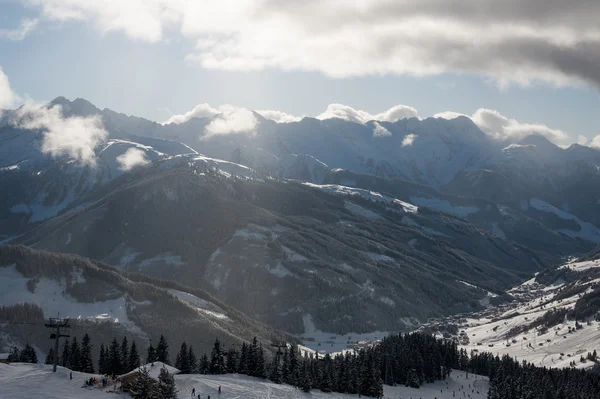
[317,104,418,124]
[375,105,419,122]
[164,103,218,124]
[401,133,418,147]
[23,0,600,90]
[0,18,39,40]
[0,66,19,109]
[589,136,600,149]
[116,147,150,171]
[204,105,257,137]
[372,122,391,137]
[255,109,301,123]
[16,102,108,165]
[577,135,589,145]
[436,108,571,146]
[433,111,467,120]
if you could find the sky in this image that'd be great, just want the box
[0,0,599,146]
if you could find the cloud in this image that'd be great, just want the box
[375,105,419,122]
[433,111,467,120]
[372,122,391,137]
[589,136,600,149]
[317,104,418,124]
[164,103,218,124]
[0,18,39,40]
[116,147,150,171]
[402,133,418,147]
[435,108,571,145]
[23,0,600,90]
[0,66,19,109]
[204,105,258,137]
[16,102,108,165]
[255,109,301,123]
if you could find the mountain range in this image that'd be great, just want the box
[2,97,600,343]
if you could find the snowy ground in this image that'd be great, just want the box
[0,363,488,399]
[434,259,600,369]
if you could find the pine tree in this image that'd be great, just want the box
[188,346,197,374]
[147,343,157,364]
[69,337,80,371]
[226,348,237,373]
[300,359,312,392]
[129,367,158,399]
[320,353,333,392]
[8,346,20,363]
[199,354,209,374]
[269,350,282,384]
[157,365,178,399]
[288,345,299,386]
[108,338,122,376]
[255,343,266,378]
[128,341,141,371]
[80,334,94,373]
[61,339,70,368]
[20,343,38,363]
[98,343,107,374]
[210,338,226,374]
[155,335,170,365]
[175,342,190,374]
[238,343,248,374]
[120,336,129,374]
[281,347,290,383]
[45,348,55,365]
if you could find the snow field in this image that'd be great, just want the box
[0,363,488,399]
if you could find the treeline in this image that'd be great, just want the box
[466,352,600,399]
[6,343,38,363]
[170,336,385,397]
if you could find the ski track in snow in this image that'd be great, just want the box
[0,363,489,399]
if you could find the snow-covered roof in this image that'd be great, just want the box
[0,353,9,360]
[118,362,179,380]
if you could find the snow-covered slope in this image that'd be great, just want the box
[0,362,489,399]
[420,255,600,370]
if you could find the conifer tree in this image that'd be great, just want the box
[281,347,290,383]
[8,346,20,363]
[255,343,266,378]
[300,359,312,392]
[45,348,55,365]
[188,346,197,374]
[128,341,141,370]
[288,345,299,386]
[175,342,190,374]
[158,365,178,399]
[120,336,129,373]
[225,348,237,373]
[98,343,107,374]
[69,337,80,371]
[61,338,70,368]
[20,343,38,363]
[238,343,248,374]
[155,335,170,365]
[108,337,122,376]
[269,350,282,384]
[210,338,226,374]
[80,334,94,373]
[147,343,157,364]
[199,354,209,374]
[130,367,158,399]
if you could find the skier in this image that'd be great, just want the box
[70,372,72,380]
[218,386,221,394]
[192,388,195,397]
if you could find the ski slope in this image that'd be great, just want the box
[0,363,488,399]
